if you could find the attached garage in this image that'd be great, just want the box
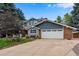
[41,29,64,39]
[29,20,76,40]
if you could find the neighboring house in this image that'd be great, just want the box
[22,18,47,36]
[26,18,38,29]
[27,19,76,40]
[23,18,40,29]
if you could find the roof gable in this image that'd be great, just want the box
[35,20,76,30]
[36,21,63,29]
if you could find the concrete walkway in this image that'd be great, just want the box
[0,39,79,56]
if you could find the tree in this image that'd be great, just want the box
[0,3,25,20]
[56,16,62,23]
[71,3,79,30]
[0,9,21,36]
[15,8,25,20]
[0,3,25,37]
[63,13,73,26]
[71,3,79,16]
[0,3,16,14]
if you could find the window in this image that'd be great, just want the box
[30,30,36,33]
[29,22,31,25]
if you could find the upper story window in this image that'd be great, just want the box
[29,22,31,25]
[28,21,38,26]
[30,30,36,33]
[34,21,38,24]
[74,22,78,25]
[24,22,27,26]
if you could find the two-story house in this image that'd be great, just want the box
[22,18,47,36]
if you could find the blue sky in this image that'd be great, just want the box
[15,3,74,21]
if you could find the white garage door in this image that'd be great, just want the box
[41,29,64,39]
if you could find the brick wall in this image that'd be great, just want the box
[64,27,73,40]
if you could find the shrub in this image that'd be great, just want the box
[0,39,12,49]
[0,36,32,49]
[15,37,21,42]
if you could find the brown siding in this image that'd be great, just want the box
[73,33,79,38]
[64,27,73,40]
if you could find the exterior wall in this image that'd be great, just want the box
[36,21,63,29]
[27,21,73,39]
[27,20,38,28]
[39,29,41,39]
[64,27,73,40]
[23,19,38,30]
[73,33,79,38]
[35,21,64,39]
[28,28,39,37]
[23,21,27,29]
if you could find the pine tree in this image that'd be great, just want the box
[71,3,79,30]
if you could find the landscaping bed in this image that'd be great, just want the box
[0,36,33,50]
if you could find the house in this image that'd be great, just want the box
[22,18,47,36]
[26,19,76,40]
[23,18,48,29]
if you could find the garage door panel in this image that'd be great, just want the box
[41,29,63,39]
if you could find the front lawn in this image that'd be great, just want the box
[0,37,32,50]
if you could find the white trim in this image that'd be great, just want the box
[41,29,64,39]
[73,31,79,33]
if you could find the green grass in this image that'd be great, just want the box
[0,37,32,50]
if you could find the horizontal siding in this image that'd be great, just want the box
[36,22,63,29]
[73,33,79,38]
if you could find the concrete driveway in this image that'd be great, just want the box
[0,39,79,56]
